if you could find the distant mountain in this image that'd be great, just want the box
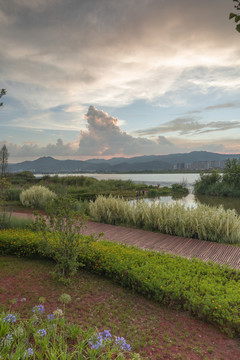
[8,152,240,173]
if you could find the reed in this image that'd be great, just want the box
[89,196,240,244]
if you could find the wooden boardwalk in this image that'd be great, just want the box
[11,212,240,270]
[83,221,240,270]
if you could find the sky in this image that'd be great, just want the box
[0,0,240,163]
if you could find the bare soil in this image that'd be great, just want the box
[1,256,240,360]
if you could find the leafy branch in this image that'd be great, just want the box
[229,0,240,32]
[0,89,6,107]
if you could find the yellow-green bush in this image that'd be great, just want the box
[20,185,56,208]
[0,229,240,336]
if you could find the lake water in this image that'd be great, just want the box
[35,173,240,214]
[36,173,200,188]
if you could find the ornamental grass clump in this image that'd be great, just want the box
[89,195,240,244]
[20,185,56,209]
[0,295,135,359]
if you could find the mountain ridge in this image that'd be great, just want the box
[8,151,240,173]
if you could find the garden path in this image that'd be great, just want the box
[12,211,240,270]
[83,220,240,270]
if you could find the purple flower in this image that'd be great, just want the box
[38,328,47,337]
[115,336,131,351]
[89,335,103,350]
[92,342,102,350]
[32,305,45,315]
[47,314,55,321]
[3,314,17,323]
[99,330,112,339]
[24,348,34,358]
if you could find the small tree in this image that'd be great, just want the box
[0,177,11,229]
[229,0,240,32]
[0,145,9,177]
[0,89,6,107]
[223,158,240,189]
[33,196,97,279]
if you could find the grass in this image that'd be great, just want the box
[1,256,240,360]
[89,196,240,244]
[0,213,34,230]
[0,294,133,359]
[6,173,189,205]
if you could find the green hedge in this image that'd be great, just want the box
[0,229,240,336]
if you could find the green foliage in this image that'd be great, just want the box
[194,160,240,197]
[229,0,240,32]
[0,295,134,359]
[20,185,56,209]
[0,144,9,177]
[171,183,189,195]
[6,188,22,201]
[89,195,240,244]
[0,177,12,230]
[223,158,240,189]
[33,196,93,278]
[146,186,171,197]
[0,230,240,336]
[9,171,36,185]
[0,88,6,107]
[7,216,34,229]
[0,177,11,203]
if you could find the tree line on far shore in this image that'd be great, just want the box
[194,158,240,198]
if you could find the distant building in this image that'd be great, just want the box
[173,160,226,171]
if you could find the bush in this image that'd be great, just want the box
[20,185,56,209]
[33,196,94,278]
[9,171,36,185]
[194,162,240,197]
[0,230,240,336]
[6,188,22,201]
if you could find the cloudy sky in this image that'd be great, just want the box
[0,0,240,163]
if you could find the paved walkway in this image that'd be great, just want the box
[82,221,240,270]
[12,212,240,270]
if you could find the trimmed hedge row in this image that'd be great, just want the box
[0,229,240,336]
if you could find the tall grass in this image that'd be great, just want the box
[89,196,240,244]
[0,214,33,229]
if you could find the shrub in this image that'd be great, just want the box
[6,188,22,201]
[33,196,95,278]
[0,177,12,229]
[0,230,240,336]
[20,185,56,209]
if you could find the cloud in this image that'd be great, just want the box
[205,103,237,111]
[1,0,240,117]
[0,138,76,159]
[2,105,240,162]
[78,106,176,156]
[1,106,178,159]
[135,117,240,136]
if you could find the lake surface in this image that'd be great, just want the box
[35,172,240,214]
[132,194,240,215]
[36,173,200,188]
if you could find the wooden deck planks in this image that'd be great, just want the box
[83,221,240,270]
